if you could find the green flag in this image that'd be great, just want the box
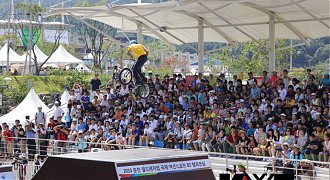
[21,28,39,46]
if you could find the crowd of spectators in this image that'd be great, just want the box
[0,70,329,168]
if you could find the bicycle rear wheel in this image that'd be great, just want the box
[137,84,150,99]
[119,68,132,85]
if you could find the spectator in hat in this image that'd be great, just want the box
[76,130,88,153]
[288,144,304,168]
[54,101,64,122]
[236,130,249,155]
[280,142,292,160]
[270,71,279,88]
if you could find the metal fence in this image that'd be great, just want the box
[1,138,329,180]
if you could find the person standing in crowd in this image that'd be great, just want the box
[3,125,14,158]
[35,106,46,126]
[37,123,47,159]
[54,101,64,122]
[25,122,36,160]
[90,74,101,98]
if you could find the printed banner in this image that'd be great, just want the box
[44,29,69,44]
[116,159,211,178]
[0,165,14,180]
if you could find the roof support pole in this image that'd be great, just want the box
[198,19,204,74]
[269,14,276,73]
[137,23,143,44]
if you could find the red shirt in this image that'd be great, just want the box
[4,130,14,142]
[227,133,239,144]
[270,75,279,87]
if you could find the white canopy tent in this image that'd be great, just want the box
[22,45,49,63]
[48,0,330,72]
[0,43,25,65]
[46,45,83,64]
[76,64,91,72]
[0,88,50,126]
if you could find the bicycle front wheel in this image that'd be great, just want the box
[119,68,132,85]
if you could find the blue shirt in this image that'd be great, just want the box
[81,96,90,109]
[247,128,256,137]
[78,123,87,131]
[164,102,173,110]
[106,134,115,141]
[321,78,330,86]
[198,93,205,105]
[191,80,197,87]
[250,87,260,99]
[26,130,35,138]
[290,153,303,167]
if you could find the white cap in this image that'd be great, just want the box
[55,101,59,104]
[280,113,286,117]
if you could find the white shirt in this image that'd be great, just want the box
[278,88,287,101]
[148,119,158,130]
[101,99,109,108]
[292,84,300,92]
[89,124,98,131]
[54,106,64,121]
[143,127,154,136]
[183,129,192,140]
[35,111,45,124]
[119,87,129,96]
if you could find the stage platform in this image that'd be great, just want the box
[32,148,215,180]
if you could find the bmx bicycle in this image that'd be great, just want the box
[119,65,150,99]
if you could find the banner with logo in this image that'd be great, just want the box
[116,159,211,178]
[43,29,69,44]
[0,165,14,180]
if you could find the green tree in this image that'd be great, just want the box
[69,17,117,70]
[209,40,293,75]
[13,3,69,75]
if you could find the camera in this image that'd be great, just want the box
[226,165,237,173]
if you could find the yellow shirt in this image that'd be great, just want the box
[128,44,147,60]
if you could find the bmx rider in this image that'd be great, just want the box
[127,40,149,85]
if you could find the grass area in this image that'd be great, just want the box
[0,72,112,105]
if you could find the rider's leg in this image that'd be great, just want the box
[133,55,148,84]
[133,62,142,84]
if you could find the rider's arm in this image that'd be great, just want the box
[143,47,149,55]
[127,50,133,60]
